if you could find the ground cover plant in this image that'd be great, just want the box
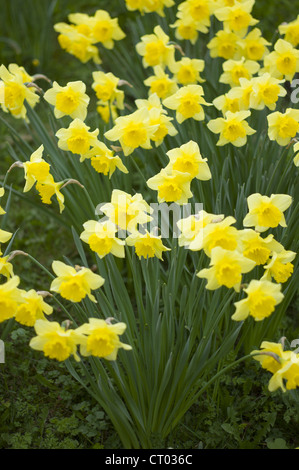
[0,0,299,449]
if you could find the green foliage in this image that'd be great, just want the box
[0,326,118,449]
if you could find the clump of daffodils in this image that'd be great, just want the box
[0,0,298,404]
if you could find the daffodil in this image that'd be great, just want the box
[0,276,24,323]
[54,22,101,64]
[92,71,124,109]
[214,0,258,37]
[252,341,299,392]
[263,39,299,82]
[252,341,290,375]
[126,230,170,260]
[22,145,51,192]
[50,261,105,303]
[279,15,299,47]
[207,29,240,60]
[69,10,125,48]
[165,141,211,181]
[136,25,175,68]
[56,118,99,156]
[143,0,175,17]
[30,319,83,361]
[213,89,241,115]
[0,255,14,279]
[81,141,128,177]
[147,168,193,205]
[76,318,132,360]
[15,290,53,327]
[239,230,282,265]
[36,175,65,213]
[207,110,255,146]
[100,189,153,232]
[104,108,159,156]
[267,355,299,392]
[219,57,260,87]
[191,216,240,255]
[249,73,287,111]
[243,193,293,232]
[169,57,205,85]
[80,219,125,258]
[163,85,211,123]
[177,0,212,34]
[197,246,256,292]
[179,211,224,249]
[232,279,284,321]
[44,80,90,120]
[237,28,270,61]
[0,64,39,120]
[262,249,296,284]
[144,66,178,100]
[171,18,199,45]
[267,109,299,146]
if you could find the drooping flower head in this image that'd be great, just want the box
[50,261,105,303]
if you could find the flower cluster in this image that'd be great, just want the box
[54,10,125,64]
[252,341,299,392]
[177,191,294,322]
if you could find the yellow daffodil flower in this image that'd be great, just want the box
[197,246,256,291]
[214,0,258,37]
[100,189,153,232]
[80,219,125,258]
[147,168,193,205]
[0,276,24,323]
[104,108,159,156]
[261,249,296,284]
[249,73,287,111]
[165,141,211,181]
[92,71,124,109]
[163,84,211,123]
[237,28,270,61]
[56,118,99,156]
[263,39,299,82]
[126,230,170,260]
[35,175,65,213]
[30,319,83,361]
[15,290,53,327]
[207,110,255,146]
[22,145,51,193]
[232,279,284,322]
[267,108,299,146]
[279,15,299,47]
[0,64,39,120]
[239,230,283,265]
[219,57,260,88]
[44,80,90,120]
[207,29,240,60]
[50,260,105,303]
[136,25,175,68]
[243,193,293,232]
[76,318,132,360]
[169,57,205,85]
[144,66,178,100]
